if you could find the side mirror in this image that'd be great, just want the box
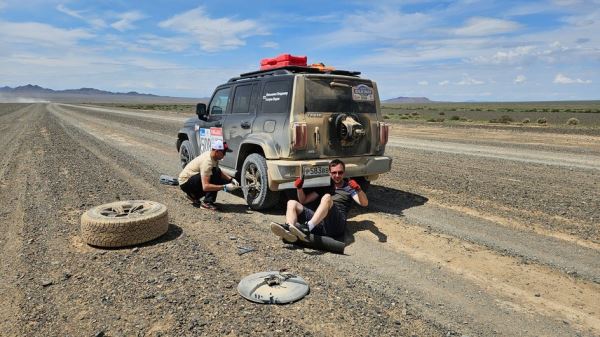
[196,103,208,121]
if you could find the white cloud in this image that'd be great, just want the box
[514,74,526,84]
[261,41,279,49]
[457,74,484,85]
[159,7,267,52]
[438,80,450,86]
[56,4,106,28]
[454,17,521,36]
[111,11,144,31]
[553,73,592,84]
[0,21,94,47]
[418,80,429,86]
[317,9,432,47]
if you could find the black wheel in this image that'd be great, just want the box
[81,200,169,248]
[179,140,192,168]
[241,153,280,210]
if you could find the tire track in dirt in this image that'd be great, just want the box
[0,104,43,336]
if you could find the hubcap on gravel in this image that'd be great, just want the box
[238,271,309,304]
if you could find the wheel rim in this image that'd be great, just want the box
[244,163,261,200]
[180,145,190,168]
[99,201,152,218]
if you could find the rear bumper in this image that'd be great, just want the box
[266,156,392,190]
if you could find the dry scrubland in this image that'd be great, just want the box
[382,101,600,128]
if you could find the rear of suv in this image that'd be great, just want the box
[176,61,391,210]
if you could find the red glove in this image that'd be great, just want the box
[348,179,361,192]
[294,177,304,189]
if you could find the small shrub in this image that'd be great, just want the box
[489,119,498,123]
[400,116,410,120]
[439,111,445,115]
[450,115,460,121]
[427,118,444,122]
[567,117,579,125]
[537,118,547,124]
[459,117,468,121]
[498,115,513,123]
[383,115,390,119]
[551,109,560,112]
[411,112,419,116]
[522,118,530,124]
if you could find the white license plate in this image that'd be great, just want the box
[304,166,329,177]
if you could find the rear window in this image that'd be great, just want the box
[305,78,376,113]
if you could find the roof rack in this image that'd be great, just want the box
[228,66,361,82]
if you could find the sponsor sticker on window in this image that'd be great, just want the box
[352,84,374,101]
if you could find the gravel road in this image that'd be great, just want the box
[1,103,599,337]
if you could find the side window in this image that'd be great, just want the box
[209,87,231,115]
[261,80,290,114]
[232,84,253,114]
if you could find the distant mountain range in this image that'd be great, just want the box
[383,96,432,103]
[0,84,202,103]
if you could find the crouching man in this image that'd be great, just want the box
[271,159,368,243]
[178,140,239,210]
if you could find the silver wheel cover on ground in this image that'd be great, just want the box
[238,271,309,304]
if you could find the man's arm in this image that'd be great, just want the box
[201,174,226,192]
[349,179,368,207]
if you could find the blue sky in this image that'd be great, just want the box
[0,0,598,101]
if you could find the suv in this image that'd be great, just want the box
[176,65,391,210]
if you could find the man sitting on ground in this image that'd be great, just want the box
[271,159,368,242]
[178,140,239,210]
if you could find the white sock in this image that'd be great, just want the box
[307,221,316,231]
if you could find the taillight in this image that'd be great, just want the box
[378,122,389,145]
[292,122,307,150]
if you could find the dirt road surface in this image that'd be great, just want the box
[1,103,599,337]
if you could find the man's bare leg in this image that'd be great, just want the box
[285,200,304,225]
[308,194,333,228]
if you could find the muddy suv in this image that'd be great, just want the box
[176,65,391,210]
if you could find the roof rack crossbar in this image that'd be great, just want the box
[228,66,361,82]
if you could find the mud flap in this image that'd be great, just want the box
[284,233,345,254]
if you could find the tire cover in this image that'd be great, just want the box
[81,200,169,248]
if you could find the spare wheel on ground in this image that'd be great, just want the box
[81,200,169,248]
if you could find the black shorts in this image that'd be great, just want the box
[300,204,346,238]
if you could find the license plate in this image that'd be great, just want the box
[304,165,329,177]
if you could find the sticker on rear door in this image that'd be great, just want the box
[352,84,374,101]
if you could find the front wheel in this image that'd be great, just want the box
[179,140,192,168]
[241,154,280,210]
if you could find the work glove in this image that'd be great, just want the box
[224,183,240,192]
[294,177,304,189]
[231,178,240,187]
[348,179,361,192]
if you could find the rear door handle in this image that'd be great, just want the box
[241,121,251,129]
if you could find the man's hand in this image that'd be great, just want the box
[348,179,361,192]
[231,178,240,187]
[294,177,304,189]
[224,183,240,192]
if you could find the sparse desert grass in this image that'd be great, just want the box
[382,101,600,127]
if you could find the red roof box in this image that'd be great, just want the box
[260,54,307,70]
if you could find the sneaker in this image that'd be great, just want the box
[289,222,311,242]
[270,222,297,243]
[200,201,218,211]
